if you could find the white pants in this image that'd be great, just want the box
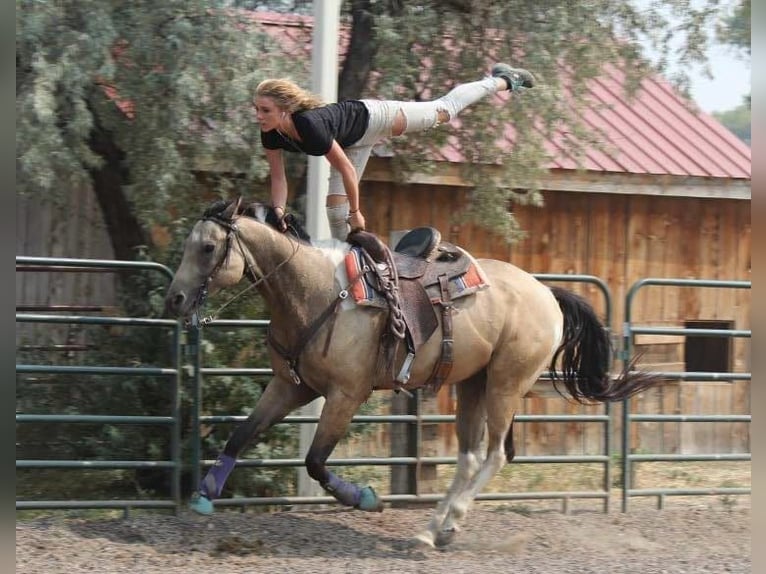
[325,76,499,239]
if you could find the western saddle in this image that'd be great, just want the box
[347,227,473,393]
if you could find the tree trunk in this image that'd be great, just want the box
[338,1,376,101]
[87,122,148,261]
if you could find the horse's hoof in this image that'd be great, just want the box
[189,494,214,515]
[410,532,436,549]
[435,528,457,547]
[357,486,383,512]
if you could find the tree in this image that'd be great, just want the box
[716,0,750,110]
[717,0,750,56]
[17,1,289,260]
[17,0,729,255]
[713,99,751,145]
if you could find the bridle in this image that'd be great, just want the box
[186,210,364,388]
[187,214,298,328]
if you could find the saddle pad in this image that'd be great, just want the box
[343,247,388,308]
[343,247,490,307]
[423,248,490,303]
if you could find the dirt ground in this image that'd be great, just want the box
[16,496,750,574]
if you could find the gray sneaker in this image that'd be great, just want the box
[491,63,535,91]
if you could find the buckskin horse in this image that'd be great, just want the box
[164,197,660,548]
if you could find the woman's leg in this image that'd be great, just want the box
[378,64,534,136]
[395,76,504,134]
[326,144,375,240]
[324,64,534,239]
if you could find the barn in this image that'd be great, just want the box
[355,64,751,460]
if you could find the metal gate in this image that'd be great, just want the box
[16,256,184,512]
[620,278,751,511]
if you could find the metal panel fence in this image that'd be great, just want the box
[621,278,752,511]
[184,273,616,514]
[15,257,183,512]
[16,258,752,514]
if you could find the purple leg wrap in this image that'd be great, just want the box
[199,453,236,499]
[322,472,362,507]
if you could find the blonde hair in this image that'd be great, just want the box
[255,78,324,113]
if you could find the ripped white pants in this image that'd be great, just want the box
[326,76,500,239]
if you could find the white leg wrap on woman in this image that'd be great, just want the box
[326,203,351,241]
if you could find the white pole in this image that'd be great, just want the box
[305,0,340,241]
[297,0,341,499]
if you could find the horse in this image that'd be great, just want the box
[164,197,661,548]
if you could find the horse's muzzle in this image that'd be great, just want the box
[164,289,188,318]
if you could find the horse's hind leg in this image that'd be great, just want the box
[414,373,487,547]
[430,365,541,545]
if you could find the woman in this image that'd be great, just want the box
[254,63,535,240]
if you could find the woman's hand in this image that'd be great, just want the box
[347,209,366,232]
[273,205,288,232]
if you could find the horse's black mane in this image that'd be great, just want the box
[202,199,233,219]
[202,199,312,243]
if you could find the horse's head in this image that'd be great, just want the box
[165,198,250,321]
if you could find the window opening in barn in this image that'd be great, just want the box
[684,319,733,377]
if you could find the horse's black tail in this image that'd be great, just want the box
[549,286,661,404]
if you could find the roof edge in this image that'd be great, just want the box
[362,158,750,200]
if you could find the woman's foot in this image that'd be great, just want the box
[491,63,535,91]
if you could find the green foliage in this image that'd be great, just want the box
[17,0,299,234]
[365,1,723,239]
[17,0,729,246]
[717,0,750,55]
[713,98,751,145]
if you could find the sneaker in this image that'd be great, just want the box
[491,63,535,91]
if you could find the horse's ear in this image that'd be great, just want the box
[222,196,242,220]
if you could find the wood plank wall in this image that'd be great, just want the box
[16,189,117,352]
[362,179,751,455]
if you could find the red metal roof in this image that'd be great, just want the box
[555,63,750,178]
[420,63,750,179]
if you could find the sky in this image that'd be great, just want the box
[634,0,751,114]
[685,45,750,113]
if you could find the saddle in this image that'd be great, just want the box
[346,227,481,392]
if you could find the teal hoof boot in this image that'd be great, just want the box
[189,493,214,515]
[357,486,383,512]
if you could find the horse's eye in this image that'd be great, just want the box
[203,243,215,254]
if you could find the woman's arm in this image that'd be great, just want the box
[325,141,366,230]
[264,148,289,229]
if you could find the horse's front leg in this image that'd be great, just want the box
[190,376,319,515]
[305,391,383,512]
